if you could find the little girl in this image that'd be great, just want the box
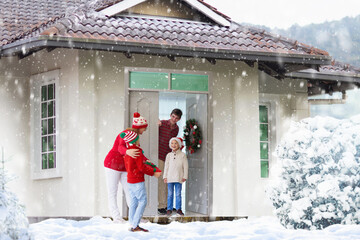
[163,137,188,216]
[122,130,161,232]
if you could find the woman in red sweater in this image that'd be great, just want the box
[104,112,148,223]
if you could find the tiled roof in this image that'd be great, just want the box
[295,60,360,77]
[320,60,360,75]
[0,0,79,46]
[0,0,123,46]
[0,0,329,59]
[286,60,360,86]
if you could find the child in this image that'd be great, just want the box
[104,112,148,223]
[163,137,188,216]
[122,130,161,232]
[157,108,183,215]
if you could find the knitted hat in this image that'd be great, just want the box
[169,137,184,150]
[132,112,148,129]
[120,130,139,146]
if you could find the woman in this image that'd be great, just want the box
[104,112,148,223]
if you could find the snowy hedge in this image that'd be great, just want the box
[0,152,30,240]
[267,116,360,230]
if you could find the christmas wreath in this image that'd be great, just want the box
[183,119,202,154]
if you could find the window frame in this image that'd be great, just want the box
[30,70,62,180]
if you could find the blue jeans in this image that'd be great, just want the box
[128,182,147,228]
[167,182,182,210]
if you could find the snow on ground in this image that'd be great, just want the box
[29,216,360,240]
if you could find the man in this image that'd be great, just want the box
[157,108,182,215]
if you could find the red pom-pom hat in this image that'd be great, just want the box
[132,112,148,129]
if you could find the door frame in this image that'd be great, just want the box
[123,66,214,216]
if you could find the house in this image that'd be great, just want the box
[2,0,356,221]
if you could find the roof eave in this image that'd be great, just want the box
[286,71,360,84]
[0,36,332,65]
[100,0,146,16]
[182,0,231,26]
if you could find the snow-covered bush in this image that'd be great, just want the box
[0,149,30,240]
[267,116,360,230]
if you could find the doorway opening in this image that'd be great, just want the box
[159,92,187,211]
[126,69,210,216]
[159,91,208,215]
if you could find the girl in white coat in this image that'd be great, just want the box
[163,137,188,216]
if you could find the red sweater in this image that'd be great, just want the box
[104,132,127,171]
[124,145,155,183]
[158,120,179,161]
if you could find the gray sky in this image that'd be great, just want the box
[205,0,360,29]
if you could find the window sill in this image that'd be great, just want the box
[31,169,62,180]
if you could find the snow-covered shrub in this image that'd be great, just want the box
[267,116,360,230]
[0,149,30,240]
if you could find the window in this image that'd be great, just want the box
[129,71,168,90]
[171,73,208,92]
[129,71,208,92]
[259,105,269,178]
[30,70,61,179]
[41,83,56,169]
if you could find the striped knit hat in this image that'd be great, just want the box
[120,130,139,146]
[132,112,148,129]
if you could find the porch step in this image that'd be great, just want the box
[125,215,248,224]
[28,215,248,224]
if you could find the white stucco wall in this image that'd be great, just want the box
[254,71,310,216]
[1,47,311,219]
[81,52,253,217]
[91,53,244,217]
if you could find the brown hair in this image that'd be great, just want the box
[171,108,183,118]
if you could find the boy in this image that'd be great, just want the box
[163,137,188,216]
[157,108,183,214]
[122,130,161,232]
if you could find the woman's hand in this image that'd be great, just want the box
[154,172,161,178]
[126,149,140,158]
[182,178,186,182]
[164,178,167,183]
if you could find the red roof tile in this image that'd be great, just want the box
[0,0,329,59]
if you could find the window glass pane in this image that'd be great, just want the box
[260,142,268,159]
[48,153,55,168]
[42,137,48,152]
[48,118,54,134]
[48,101,54,117]
[42,120,48,135]
[41,85,47,101]
[129,72,168,89]
[42,154,47,169]
[40,82,57,171]
[260,124,268,141]
[261,161,269,178]
[48,84,54,100]
[41,103,47,118]
[259,105,268,123]
[48,136,54,151]
[171,73,208,92]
